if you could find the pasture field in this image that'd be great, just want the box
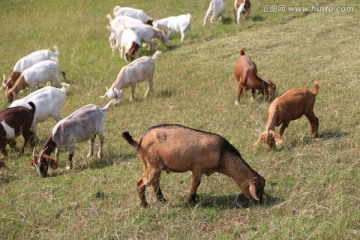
[0,0,359,239]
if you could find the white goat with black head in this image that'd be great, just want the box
[31,99,118,177]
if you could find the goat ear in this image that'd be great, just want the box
[269,131,283,145]
[254,134,265,146]
[249,182,260,201]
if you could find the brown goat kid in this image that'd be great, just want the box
[234,48,276,105]
[0,102,36,155]
[254,81,320,149]
[122,124,265,208]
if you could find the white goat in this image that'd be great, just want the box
[32,99,119,177]
[113,6,153,25]
[106,14,143,49]
[108,27,141,61]
[203,0,226,26]
[153,13,192,42]
[10,83,70,138]
[5,59,65,102]
[2,46,60,88]
[101,51,161,101]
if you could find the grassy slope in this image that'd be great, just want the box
[0,0,359,239]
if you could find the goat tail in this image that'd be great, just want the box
[113,5,121,15]
[313,81,320,96]
[101,99,119,112]
[60,82,70,95]
[240,48,246,56]
[106,13,113,24]
[152,50,161,60]
[27,101,36,114]
[122,131,139,148]
[53,45,59,55]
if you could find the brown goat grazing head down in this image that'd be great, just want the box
[122,124,266,208]
[254,130,283,149]
[266,81,276,101]
[32,148,59,177]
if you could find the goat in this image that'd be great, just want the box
[203,0,226,26]
[106,14,144,50]
[31,99,119,177]
[0,157,11,171]
[113,6,153,25]
[5,59,66,102]
[2,46,61,89]
[254,81,320,149]
[10,83,70,138]
[101,51,161,100]
[122,124,265,208]
[153,13,192,42]
[108,27,141,61]
[234,48,276,105]
[234,0,251,24]
[0,102,36,156]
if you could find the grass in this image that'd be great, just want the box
[0,0,359,239]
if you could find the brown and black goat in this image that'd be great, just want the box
[122,124,265,208]
[234,48,276,105]
[254,81,320,149]
[0,102,36,155]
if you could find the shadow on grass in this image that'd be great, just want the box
[46,152,137,177]
[222,16,234,25]
[286,130,349,149]
[178,192,283,209]
[252,15,265,22]
[0,173,18,184]
[157,89,174,98]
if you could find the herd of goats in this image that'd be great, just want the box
[0,1,320,208]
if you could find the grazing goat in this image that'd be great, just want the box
[153,13,192,42]
[2,46,60,89]
[122,124,265,208]
[0,102,36,156]
[254,81,320,149]
[31,99,118,177]
[106,14,143,50]
[234,0,251,24]
[10,83,70,138]
[203,0,226,26]
[113,6,153,25]
[108,27,141,61]
[101,51,161,100]
[234,49,276,105]
[5,59,65,102]
[0,157,10,171]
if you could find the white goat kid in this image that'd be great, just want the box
[101,51,161,101]
[10,83,70,138]
[153,13,192,42]
[113,6,153,25]
[203,0,226,26]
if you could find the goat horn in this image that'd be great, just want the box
[249,182,260,201]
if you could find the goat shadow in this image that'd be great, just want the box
[0,173,18,184]
[252,15,265,22]
[286,130,349,149]
[46,152,137,177]
[176,192,283,209]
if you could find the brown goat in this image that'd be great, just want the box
[0,102,36,155]
[254,81,320,148]
[234,48,276,105]
[234,0,251,24]
[122,124,265,208]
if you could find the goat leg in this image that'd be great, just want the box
[188,173,202,204]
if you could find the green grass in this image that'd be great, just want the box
[0,0,359,239]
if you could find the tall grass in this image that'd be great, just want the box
[0,0,359,239]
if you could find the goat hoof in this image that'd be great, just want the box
[235,101,240,106]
